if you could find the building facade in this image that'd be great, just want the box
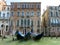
[0,5,10,35]
[0,0,6,11]
[42,5,60,36]
[10,2,41,34]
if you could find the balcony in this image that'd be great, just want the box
[0,17,9,20]
[19,25,31,28]
[51,23,60,27]
[26,15,30,18]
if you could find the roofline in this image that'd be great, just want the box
[11,2,41,4]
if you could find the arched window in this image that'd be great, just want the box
[6,25,8,31]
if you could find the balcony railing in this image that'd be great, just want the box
[51,23,60,27]
[0,17,9,19]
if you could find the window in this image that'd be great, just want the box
[26,4,29,8]
[11,5,14,9]
[21,19,23,26]
[55,7,57,10]
[31,20,33,27]
[56,19,58,24]
[17,20,19,26]
[37,10,40,16]
[50,18,53,23]
[37,20,40,27]
[17,4,20,8]
[31,11,34,16]
[31,4,34,8]
[7,7,9,10]
[50,12,53,17]
[22,11,24,16]
[11,12,13,16]
[53,19,55,24]
[36,4,40,8]
[56,12,58,17]
[3,13,5,18]
[37,29,40,32]
[59,11,60,14]
[0,12,1,17]
[31,28,33,33]
[17,11,20,16]
[11,3,14,8]
[50,7,53,10]
[11,20,13,26]
[22,4,25,8]
[6,25,8,31]
[24,19,26,26]
[27,19,30,26]
[7,12,9,17]
[26,11,30,16]
[50,18,55,24]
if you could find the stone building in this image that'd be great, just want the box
[10,2,41,34]
[0,0,6,11]
[0,5,10,35]
[42,5,60,36]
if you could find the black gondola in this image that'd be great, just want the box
[15,30,44,41]
[32,32,44,40]
[15,30,31,40]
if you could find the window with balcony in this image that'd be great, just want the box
[50,18,56,26]
[56,19,58,24]
[56,12,58,17]
[11,12,14,16]
[7,12,9,18]
[50,18,55,24]
[31,11,34,16]
[17,11,20,16]
[22,11,24,16]
[26,11,30,16]
[50,11,53,17]
[3,13,5,18]
[37,10,40,16]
